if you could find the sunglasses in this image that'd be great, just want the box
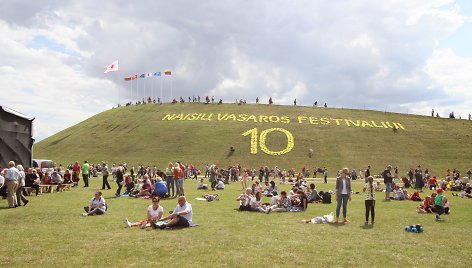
[152,200,159,202]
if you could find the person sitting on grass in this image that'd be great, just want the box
[237,188,253,210]
[375,180,383,192]
[252,181,262,195]
[157,196,193,229]
[409,190,422,201]
[124,196,163,229]
[152,177,168,198]
[123,174,134,195]
[267,180,278,196]
[417,196,435,213]
[269,191,291,212]
[250,191,270,213]
[197,178,208,190]
[393,185,406,200]
[290,188,308,211]
[452,183,472,198]
[137,175,153,197]
[307,183,321,203]
[216,179,225,190]
[83,191,106,216]
[428,176,438,190]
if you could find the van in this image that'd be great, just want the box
[32,159,55,174]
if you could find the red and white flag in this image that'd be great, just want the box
[104,60,119,73]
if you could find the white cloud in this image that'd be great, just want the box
[1,0,472,140]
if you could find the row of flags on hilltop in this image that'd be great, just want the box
[103,60,172,81]
[123,70,172,81]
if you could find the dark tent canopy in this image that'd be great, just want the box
[0,106,34,168]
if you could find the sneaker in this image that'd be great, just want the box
[24,200,29,206]
[435,214,440,221]
[158,224,167,229]
[140,221,147,229]
[82,213,88,217]
[124,219,131,228]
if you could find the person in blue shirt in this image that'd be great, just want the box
[153,177,168,198]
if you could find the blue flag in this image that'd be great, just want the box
[154,71,161,76]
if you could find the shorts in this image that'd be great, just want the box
[385,183,392,193]
[174,215,190,228]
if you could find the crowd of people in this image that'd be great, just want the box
[2,159,470,227]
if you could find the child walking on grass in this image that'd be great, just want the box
[434,188,446,221]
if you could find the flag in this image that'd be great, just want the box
[146,73,153,77]
[131,75,138,80]
[104,60,119,73]
[164,70,172,75]
[124,76,132,81]
[139,74,145,78]
[154,71,161,76]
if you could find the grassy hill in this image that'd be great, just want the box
[34,103,472,175]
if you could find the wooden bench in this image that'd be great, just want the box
[59,184,72,192]
[39,185,54,194]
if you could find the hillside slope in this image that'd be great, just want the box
[34,103,472,175]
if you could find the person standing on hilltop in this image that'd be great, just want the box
[82,160,90,187]
[269,97,273,105]
[294,99,297,106]
[256,97,259,104]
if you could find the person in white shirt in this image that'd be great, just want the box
[0,170,5,195]
[16,165,29,206]
[50,170,63,192]
[216,179,225,190]
[82,191,106,216]
[124,196,164,229]
[158,196,193,229]
[4,161,20,208]
[0,171,4,188]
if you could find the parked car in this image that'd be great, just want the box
[32,159,55,174]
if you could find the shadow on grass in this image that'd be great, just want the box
[360,224,374,229]
[328,222,346,228]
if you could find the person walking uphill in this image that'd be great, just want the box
[335,168,352,223]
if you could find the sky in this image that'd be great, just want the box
[1,0,471,141]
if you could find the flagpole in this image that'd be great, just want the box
[170,74,173,101]
[116,72,120,106]
[160,75,163,102]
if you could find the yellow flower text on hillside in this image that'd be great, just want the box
[161,113,406,130]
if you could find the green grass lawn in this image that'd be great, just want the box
[1,175,471,267]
